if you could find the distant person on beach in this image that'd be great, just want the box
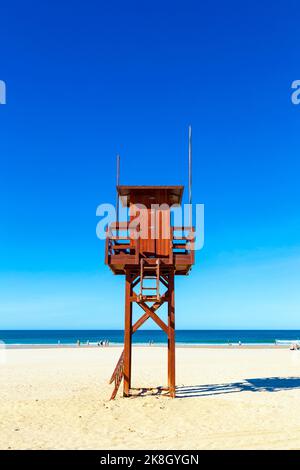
[77,340,80,347]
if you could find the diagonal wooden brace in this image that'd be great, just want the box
[137,301,168,334]
[132,291,169,334]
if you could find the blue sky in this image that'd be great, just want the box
[0,0,300,329]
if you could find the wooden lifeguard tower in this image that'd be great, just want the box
[105,130,195,399]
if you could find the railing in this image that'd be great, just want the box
[105,222,195,264]
[109,349,124,400]
[105,222,139,264]
[172,226,195,251]
[170,226,195,265]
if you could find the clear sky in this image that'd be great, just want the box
[0,0,300,329]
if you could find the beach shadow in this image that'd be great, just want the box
[129,386,169,398]
[175,377,300,398]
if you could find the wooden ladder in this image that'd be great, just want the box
[139,258,161,302]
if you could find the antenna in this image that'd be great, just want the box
[116,154,120,235]
[188,125,192,227]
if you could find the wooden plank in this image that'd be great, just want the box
[110,221,129,229]
[135,237,140,264]
[168,270,175,398]
[109,350,124,384]
[156,206,171,257]
[112,245,131,253]
[173,243,188,249]
[173,226,195,231]
[105,236,110,265]
[123,271,132,397]
[159,276,169,289]
[117,186,184,206]
[132,312,149,333]
[110,355,124,400]
[174,254,193,264]
[109,255,137,264]
[110,236,130,240]
[132,279,140,290]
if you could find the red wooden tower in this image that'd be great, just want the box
[105,186,195,399]
[105,129,195,399]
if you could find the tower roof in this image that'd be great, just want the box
[117,185,184,207]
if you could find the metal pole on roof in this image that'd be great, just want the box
[116,154,120,236]
[188,125,192,228]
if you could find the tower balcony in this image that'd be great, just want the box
[105,222,195,276]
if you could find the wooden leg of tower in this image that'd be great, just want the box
[123,271,132,397]
[168,270,175,398]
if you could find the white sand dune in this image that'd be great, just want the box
[1,346,300,449]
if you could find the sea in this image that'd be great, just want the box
[0,330,300,346]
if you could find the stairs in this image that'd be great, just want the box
[109,349,124,400]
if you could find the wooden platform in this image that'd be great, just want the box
[106,253,194,275]
[105,225,195,276]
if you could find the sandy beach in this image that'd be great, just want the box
[1,346,300,450]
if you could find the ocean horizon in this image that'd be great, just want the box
[1,330,300,346]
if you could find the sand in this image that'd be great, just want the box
[1,346,300,450]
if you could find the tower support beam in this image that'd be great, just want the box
[119,267,176,398]
[168,270,175,398]
[123,270,133,396]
